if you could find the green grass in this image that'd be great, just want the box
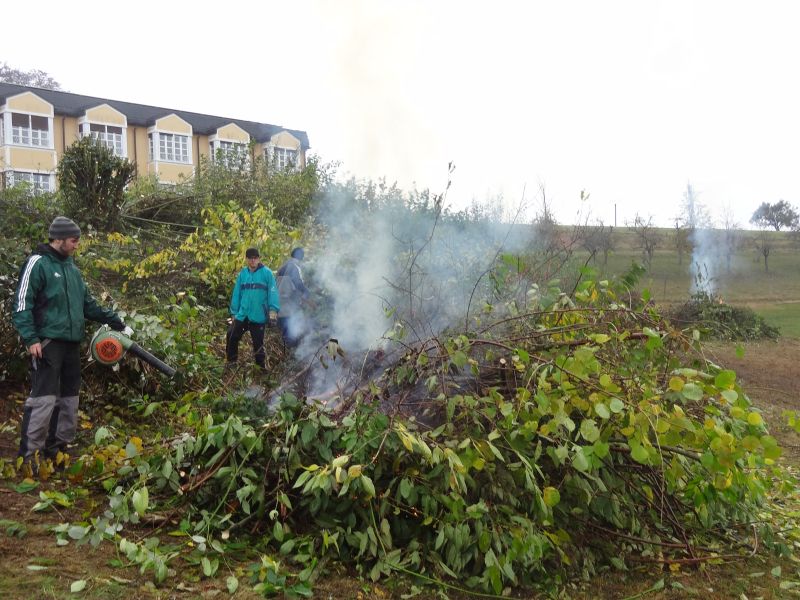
[754,303,800,338]
[557,227,800,338]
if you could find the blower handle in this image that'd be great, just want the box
[128,343,177,378]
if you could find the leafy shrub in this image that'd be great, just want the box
[58,136,136,230]
[670,292,780,340]
[65,275,790,595]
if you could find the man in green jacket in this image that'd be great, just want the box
[12,216,129,468]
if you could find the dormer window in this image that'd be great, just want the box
[210,140,249,169]
[82,123,125,156]
[148,131,190,163]
[268,146,298,171]
[11,113,50,147]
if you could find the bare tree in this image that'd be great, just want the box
[0,62,62,90]
[672,218,691,266]
[673,183,712,265]
[627,214,659,269]
[720,205,742,274]
[577,219,614,267]
[754,230,773,273]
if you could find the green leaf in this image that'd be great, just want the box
[572,448,590,472]
[721,389,738,403]
[580,419,600,442]
[714,370,736,388]
[630,441,649,464]
[331,454,349,469]
[594,403,610,420]
[593,440,610,458]
[451,350,468,369]
[94,427,112,445]
[770,566,781,577]
[227,576,239,593]
[273,521,284,542]
[70,579,87,593]
[609,398,625,413]
[132,486,149,516]
[361,475,376,499]
[12,481,38,494]
[543,486,560,507]
[681,383,703,401]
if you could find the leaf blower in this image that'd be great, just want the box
[90,326,176,378]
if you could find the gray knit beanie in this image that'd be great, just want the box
[49,216,81,240]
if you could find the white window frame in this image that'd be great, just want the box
[5,170,53,194]
[79,119,127,157]
[5,112,52,148]
[147,129,192,164]
[209,137,250,170]
[267,145,299,171]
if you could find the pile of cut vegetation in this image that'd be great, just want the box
[41,275,794,597]
[670,291,780,341]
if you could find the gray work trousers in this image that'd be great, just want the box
[18,340,81,459]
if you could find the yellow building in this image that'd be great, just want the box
[0,82,310,193]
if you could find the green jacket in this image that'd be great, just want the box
[12,243,123,347]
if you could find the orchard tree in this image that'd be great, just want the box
[627,214,659,269]
[0,62,62,90]
[720,204,742,273]
[58,136,136,230]
[750,200,799,231]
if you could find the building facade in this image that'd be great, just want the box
[0,83,310,193]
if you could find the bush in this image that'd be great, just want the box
[670,292,780,340]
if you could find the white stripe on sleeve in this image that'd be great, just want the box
[16,255,42,312]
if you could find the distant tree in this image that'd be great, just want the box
[0,62,62,90]
[58,136,136,230]
[672,219,690,266]
[681,183,713,229]
[627,214,659,269]
[531,188,559,252]
[720,205,742,274]
[754,230,773,273]
[750,200,799,231]
[578,219,614,266]
[673,183,712,265]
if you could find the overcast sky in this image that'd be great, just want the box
[3,0,799,227]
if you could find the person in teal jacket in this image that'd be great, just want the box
[226,247,279,369]
[12,216,129,469]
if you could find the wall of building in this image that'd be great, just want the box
[1,90,308,189]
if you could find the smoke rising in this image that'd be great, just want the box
[283,181,530,400]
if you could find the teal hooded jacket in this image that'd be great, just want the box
[229,263,280,324]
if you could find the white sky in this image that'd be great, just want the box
[3,0,799,227]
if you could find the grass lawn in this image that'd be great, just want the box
[561,228,800,338]
[754,302,800,338]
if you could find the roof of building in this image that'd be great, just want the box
[0,82,310,149]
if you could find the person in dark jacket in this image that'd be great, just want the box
[12,216,129,467]
[276,247,314,348]
[226,247,280,369]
